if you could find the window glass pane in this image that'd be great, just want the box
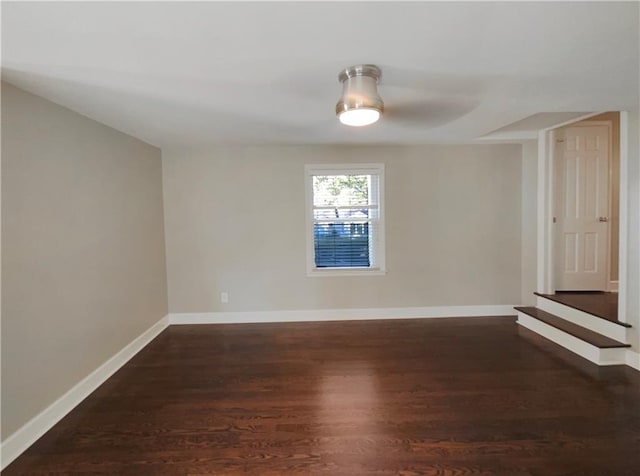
[307,165,383,273]
[313,175,369,207]
[314,223,370,267]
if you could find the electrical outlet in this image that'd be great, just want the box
[220,292,229,304]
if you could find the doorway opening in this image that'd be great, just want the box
[538,111,625,323]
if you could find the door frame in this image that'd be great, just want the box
[537,111,629,324]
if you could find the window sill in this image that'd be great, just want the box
[307,268,387,277]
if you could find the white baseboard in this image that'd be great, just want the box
[609,280,619,292]
[169,304,518,325]
[626,350,640,371]
[0,314,170,471]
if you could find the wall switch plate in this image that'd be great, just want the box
[220,292,229,303]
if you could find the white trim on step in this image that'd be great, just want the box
[626,350,640,371]
[169,305,518,325]
[516,312,627,366]
[0,315,170,471]
[535,296,628,343]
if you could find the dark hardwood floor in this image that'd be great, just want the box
[4,317,640,475]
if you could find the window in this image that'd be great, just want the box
[305,164,385,276]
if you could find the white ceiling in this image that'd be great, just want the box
[2,1,638,148]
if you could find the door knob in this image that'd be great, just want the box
[599,217,609,222]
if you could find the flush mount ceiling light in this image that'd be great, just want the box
[336,64,383,127]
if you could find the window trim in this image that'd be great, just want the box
[305,163,386,277]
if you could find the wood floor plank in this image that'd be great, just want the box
[4,317,640,475]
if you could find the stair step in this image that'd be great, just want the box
[534,296,628,342]
[534,292,631,328]
[515,307,630,349]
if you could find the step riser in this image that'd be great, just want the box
[517,312,627,366]
[536,297,628,342]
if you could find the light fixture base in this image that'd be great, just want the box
[338,64,382,84]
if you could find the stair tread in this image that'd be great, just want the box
[515,306,630,348]
[534,292,631,328]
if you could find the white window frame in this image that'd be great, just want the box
[305,163,386,277]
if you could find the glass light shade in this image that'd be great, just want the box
[336,65,383,127]
[338,108,381,126]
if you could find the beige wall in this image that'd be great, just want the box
[521,140,538,305]
[163,144,522,313]
[1,82,168,439]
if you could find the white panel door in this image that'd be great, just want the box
[555,125,609,291]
